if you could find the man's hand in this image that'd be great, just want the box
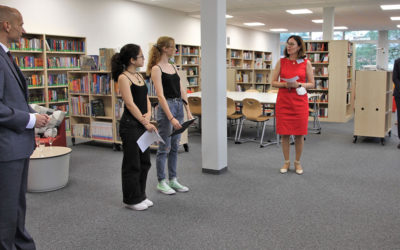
[34,114,50,128]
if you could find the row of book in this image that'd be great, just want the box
[188,77,198,86]
[46,39,85,52]
[70,96,90,116]
[314,93,329,103]
[182,57,199,65]
[69,75,90,94]
[48,89,68,102]
[10,38,42,51]
[236,73,251,83]
[315,79,329,89]
[28,90,44,104]
[307,42,328,52]
[91,74,111,95]
[181,47,199,55]
[255,73,268,83]
[14,56,43,69]
[254,59,271,69]
[307,53,329,63]
[27,74,44,87]
[317,108,328,118]
[231,51,241,58]
[71,124,90,138]
[313,66,329,76]
[229,60,242,67]
[47,56,79,69]
[186,67,198,76]
[91,122,113,141]
[243,52,253,60]
[49,103,69,115]
[48,73,68,86]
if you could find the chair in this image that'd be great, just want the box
[188,96,201,129]
[227,97,243,142]
[237,98,271,147]
[39,118,67,147]
[308,94,322,134]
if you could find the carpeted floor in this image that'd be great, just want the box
[26,118,400,250]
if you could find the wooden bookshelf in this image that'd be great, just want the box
[10,33,86,133]
[226,49,272,92]
[305,40,355,122]
[173,44,201,92]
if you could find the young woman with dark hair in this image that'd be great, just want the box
[146,36,193,195]
[111,44,156,210]
[271,35,315,175]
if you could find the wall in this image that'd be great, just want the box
[2,0,280,65]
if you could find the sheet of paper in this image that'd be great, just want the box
[137,130,165,153]
[281,76,299,83]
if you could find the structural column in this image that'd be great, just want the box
[322,7,334,40]
[377,30,389,70]
[200,0,227,174]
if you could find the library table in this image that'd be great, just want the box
[28,146,72,192]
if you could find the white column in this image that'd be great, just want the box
[377,30,389,70]
[200,0,228,174]
[322,7,334,40]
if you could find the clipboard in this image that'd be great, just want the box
[170,118,197,136]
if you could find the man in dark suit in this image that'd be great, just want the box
[393,58,400,149]
[0,5,49,250]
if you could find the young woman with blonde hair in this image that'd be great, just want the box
[147,36,193,195]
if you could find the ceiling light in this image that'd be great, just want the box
[391,16,400,20]
[270,28,288,32]
[226,15,233,18]
[381,5,400,10]
[243,22,265,26]
[397,25,400,28]
[286,9,312,15]
[334,26,348,30]
[312,19,323,23]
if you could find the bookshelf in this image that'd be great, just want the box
[10,33,86,132]
[68,71,117,147]
[226,48,272,92]
[305,40,354,122]
[353,71,393,144]
[173,44,201,92]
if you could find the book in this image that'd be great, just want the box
[170,118,197,136]
[91,99,105,116]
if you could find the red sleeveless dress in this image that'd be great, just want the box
[276,58,309,135]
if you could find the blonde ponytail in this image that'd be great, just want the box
[146,36,175,76]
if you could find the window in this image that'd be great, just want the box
[355,43,377,70]
[311,32,323,40]
[388,43,400,70]
[388,30,400,40]
[333,31,344,40]
[345,30,378,41]
[280,32,310,42]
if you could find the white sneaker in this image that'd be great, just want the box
[157,179,176,195]
[125,201,148,211]
[169,178,189,192]
[143,198,154,207]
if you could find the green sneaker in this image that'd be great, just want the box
[157,179,176,195]
[169,178,189,192]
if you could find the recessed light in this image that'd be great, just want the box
[334,26,348,30]
[397,25,400,28]
[286,9,312,15]
[243,22,265,26]
[226,15,233,18]
[270,28,288,32]
[312,19,323,23]
[381,5,400,10]
[391,16,400,20]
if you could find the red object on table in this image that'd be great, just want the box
[39,118,67,147]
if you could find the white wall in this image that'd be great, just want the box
[2,0,280,65]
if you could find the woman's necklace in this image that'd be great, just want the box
[126,70,143,84]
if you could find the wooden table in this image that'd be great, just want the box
[28,146,72,192]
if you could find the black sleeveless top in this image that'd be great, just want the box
[158,65,181,99]
[122,73,148,121]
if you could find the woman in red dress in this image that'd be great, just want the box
[272,35,315,175]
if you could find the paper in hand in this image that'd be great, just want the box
[137,130,165,153]
[281,76,299,83]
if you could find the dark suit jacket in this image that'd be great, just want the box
[392,58,400,98]
[0,46,35,162]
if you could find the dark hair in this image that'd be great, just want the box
[111,44,141,81]
[284,35,306,59]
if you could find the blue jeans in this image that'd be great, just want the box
[156,98,184,181]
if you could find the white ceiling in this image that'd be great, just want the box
[130,0,400,33]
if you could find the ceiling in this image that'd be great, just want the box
[130,0,400,33]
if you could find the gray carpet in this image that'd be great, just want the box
[26,118,400,250]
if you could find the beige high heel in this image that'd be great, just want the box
[294,160,303,175]
[280,160,290,174]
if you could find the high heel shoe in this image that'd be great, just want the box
[280,160,290,174]
[294,160,303,175]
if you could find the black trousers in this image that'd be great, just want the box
[0,159,36,250]
[395,94,400,140]
[120,116,151,205]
